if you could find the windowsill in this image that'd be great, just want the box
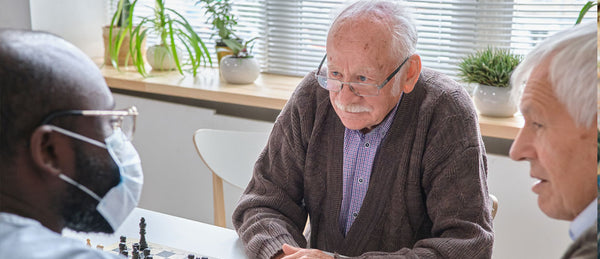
[97,61,524,140]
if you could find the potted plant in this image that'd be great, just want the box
[104,0,143,68]
[195,0,241,64]
[126,0,212,76]
[458,47,522,117]
[220,37,260,84]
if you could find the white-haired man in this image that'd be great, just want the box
[509,21,597,258]
[233,1,494,258]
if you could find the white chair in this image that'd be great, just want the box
[193,129,270,228]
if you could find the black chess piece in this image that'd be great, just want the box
[143,248,151,257]
[132,243,140,252]
[120,249,128,257]
[132,250,140,259]
[139,217,148,251]
[145,256,153,259]
[118,242,127,254]
[188,254,195,259]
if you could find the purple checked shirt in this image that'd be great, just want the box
[339,97,401,235]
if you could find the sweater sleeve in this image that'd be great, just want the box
[232,73,317,259]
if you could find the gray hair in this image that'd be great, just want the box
[510,21,597,128]
[330,0,418,61]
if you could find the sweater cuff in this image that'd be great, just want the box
[258,234,299,259]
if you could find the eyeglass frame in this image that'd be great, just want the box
[315,54,410,97]
[39,106,139,140]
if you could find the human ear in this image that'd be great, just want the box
[29,125,64,177]
[401,54,422,94]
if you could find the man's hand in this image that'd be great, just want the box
[278,244,334,259]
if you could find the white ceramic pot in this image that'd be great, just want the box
[220,55,260,84]
[146,44,177,71]
[473,83,518,117]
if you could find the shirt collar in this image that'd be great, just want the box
[568,200,597,240]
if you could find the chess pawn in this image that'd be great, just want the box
[188,254,195,259]
[132,250,140,259]
[119,242,127,254]
[143,248,151,257]
[120,249,128,257]
[96,245,104,251]
[132,243,140,252]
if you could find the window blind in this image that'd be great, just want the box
[107,0,596,79]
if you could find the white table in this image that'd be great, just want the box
[63,208,247,259]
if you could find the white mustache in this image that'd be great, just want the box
[335,99,372,113]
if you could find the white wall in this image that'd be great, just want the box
[29,0,106,59]
[0,0,31,30]
[114,94,573,258]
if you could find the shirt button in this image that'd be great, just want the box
[364,142,370,148]
[352,212,358,218]
[358,178,364,183]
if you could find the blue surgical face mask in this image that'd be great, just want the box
[47,125,144,231]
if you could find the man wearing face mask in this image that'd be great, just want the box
[0,30,143,258]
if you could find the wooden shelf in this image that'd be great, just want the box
[99,64,523,140]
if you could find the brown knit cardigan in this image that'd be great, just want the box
[233,68,494,259]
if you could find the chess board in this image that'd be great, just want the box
[104,238,216,259]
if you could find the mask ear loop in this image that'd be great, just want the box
[58,174,102,202]
[47,125,107,149]
[46,125,106,202]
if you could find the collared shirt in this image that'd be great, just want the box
[568,200,597,240]
[339,97,401,235]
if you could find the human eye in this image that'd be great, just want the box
[357,75,368,82]
[330,71,341,78]
[531,121,543,129]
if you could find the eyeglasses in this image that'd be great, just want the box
[315,54,409,97]
[40,106,139,140]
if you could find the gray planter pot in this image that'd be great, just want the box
[220,55,260,84]
[473,83,518,117]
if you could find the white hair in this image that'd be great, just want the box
[329,0,418,95]
[510,21,597,128]
[330,0,417,60]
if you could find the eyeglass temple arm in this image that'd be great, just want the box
[378,57,410,89]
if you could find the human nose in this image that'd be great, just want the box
[509,126,535,162]
[338,82,362,99]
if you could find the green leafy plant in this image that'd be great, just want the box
[196,0,238,43]
[575,1,597,25]
[458,47,522,88]
[108,0,136,69]
[109,0,212,77]
[222,37,257,58]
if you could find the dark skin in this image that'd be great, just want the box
[0,30,117,233]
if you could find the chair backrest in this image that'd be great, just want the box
[193,129,270,228]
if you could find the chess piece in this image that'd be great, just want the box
[96,245,104,251]
[118,242,127,255]
[86,238,91,247]
[132,250,140,259]
[132,243,140,252]
[188,254,195,259]
[145,256,153,259]
[120,249,128,257]
[139,217,148,251]
[143,248,151,257]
